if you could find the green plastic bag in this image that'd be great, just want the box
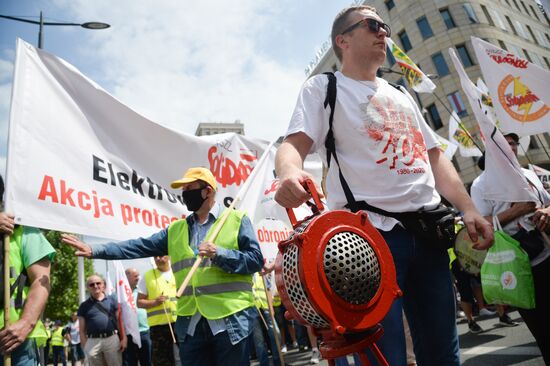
[480,230,535,310]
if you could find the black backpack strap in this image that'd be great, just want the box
[388,81,405,92]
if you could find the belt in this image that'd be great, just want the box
[87,330,117,338]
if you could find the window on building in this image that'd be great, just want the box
[463,4,479,23]
[432,52,450,76]
[526,25,538,45]
[509,44,524,58]
[504,0,511,6]
[514,20,530,39]
[385,0,395,11]
[523,49,533,62]
[440,8,456,29]
[505,15,517,35]
[512,0,521,11]
[544,56,550,70]
[398,30,412,52]
[529,4,540,20]
[531,52,545,68]
[546,33,550,46]
[481,5,495,26]
[520,1,530,15]
[416,16,434,39]
[492,10,507,30]
[536,30,550,48]
[498,40,508,50]
[448,91,468,117]
[426,103,443,130]
[457,44,474,67]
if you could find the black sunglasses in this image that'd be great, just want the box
[341,18,391,37]
[88,281,103,287]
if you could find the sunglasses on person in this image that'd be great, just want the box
[341,18,391,37]
[87,282,103,288]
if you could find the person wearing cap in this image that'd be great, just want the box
[62,167,264,366]
[471,132,550,364]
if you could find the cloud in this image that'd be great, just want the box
[51,0,306,141]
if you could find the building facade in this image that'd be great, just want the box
[195,120,245,136]
[309,0,550,185]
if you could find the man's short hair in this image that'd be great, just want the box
[504,133,519,143]
[331,5,378,62]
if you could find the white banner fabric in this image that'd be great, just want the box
[471,37,550,136]
[114,260,141,348]
[449,47,537,203]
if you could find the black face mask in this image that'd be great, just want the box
[181,187,206,211]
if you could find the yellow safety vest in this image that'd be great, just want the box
[51,327,64,347]
[143,268,177,326]
[168,210,254,319]
[0,226,49,347]
[253,274,269,310]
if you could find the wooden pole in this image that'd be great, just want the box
[175,197,240,298]
[261,274,284,366]
[3,235,11,366]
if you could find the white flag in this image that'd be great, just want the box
[448,47,537,203]
[448,112,482,157]
[114,260,141,348]
[435,135,458,160]
[471,37,550,136]
[105,270,114,296]
[529,164,550,188]
[385,38,436,93]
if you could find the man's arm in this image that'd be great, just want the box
[0,257,51,355]
[78,317,87,348]
[116,305,127,352]
[136,292,167,309]
[62,229,169,259]
[429,147,494,249]
[274,133,316,208]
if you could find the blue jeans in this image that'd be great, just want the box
[177,316,250,366]
[250,308,280,366]
[124,331,152,366]
[365,226,459,366]
[0,339,38,366]
[52,345,67,366]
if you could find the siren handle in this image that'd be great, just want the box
[285,179,324,228]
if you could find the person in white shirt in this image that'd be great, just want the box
[274,5,493,366]
[66,313,85,366]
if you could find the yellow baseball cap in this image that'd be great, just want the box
[170,167,217,191]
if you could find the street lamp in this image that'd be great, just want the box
[0,11,110,49]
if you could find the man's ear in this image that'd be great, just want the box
[335,34,348,53]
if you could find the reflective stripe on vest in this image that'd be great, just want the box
[0,226,49,347]
[168,210,254,319]
[144,269,177,326]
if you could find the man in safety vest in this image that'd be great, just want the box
[0,186,55,366]
[51,321,67,366]
[62,167,265,366]
[136,256,178,365]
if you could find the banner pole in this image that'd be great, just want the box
[3,235,11,366]
[175,140,277,299]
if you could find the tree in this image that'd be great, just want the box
[44,231,93,322]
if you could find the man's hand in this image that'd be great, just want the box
[155,295,168,306]
[275,170,320,208]
[119,335,127,352]
[198,241,217,258]
[0,319,34,355]
[260,261,275,275]
[531,207,550,232]
[61,234,93,258]
[462,209,494,250]
[0,212,15,235]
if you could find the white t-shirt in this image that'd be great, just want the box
[471,168,550,265]
[137,269,174,296]
[287,72,441,231]
[67,320,80,345]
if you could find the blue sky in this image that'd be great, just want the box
[0,0,353,178]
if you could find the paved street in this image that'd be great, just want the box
[254,310,544,365]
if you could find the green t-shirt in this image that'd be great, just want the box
[20,226,56,267]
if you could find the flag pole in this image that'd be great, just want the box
[148,258,176,343]
[261,274,285,366]
[175,141,277,298]
[3,235,11,366]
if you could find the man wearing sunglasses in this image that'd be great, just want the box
[275,5,493,366]
[77,274,126,366]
